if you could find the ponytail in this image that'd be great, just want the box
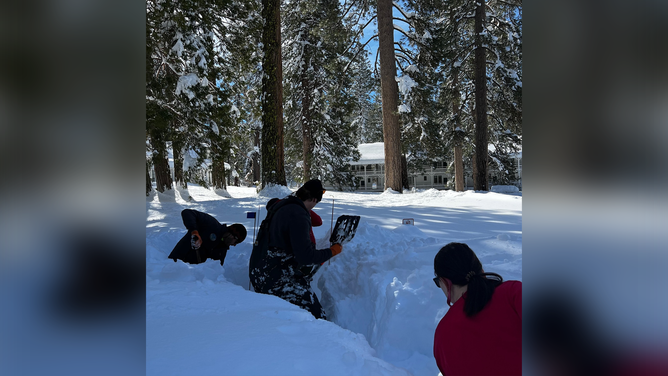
[434,242,503,317]
[463,271,503,317]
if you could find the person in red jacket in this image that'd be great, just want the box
[308,209,322,244]
[433,242,522,376]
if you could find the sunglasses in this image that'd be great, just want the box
[433,277,441,288]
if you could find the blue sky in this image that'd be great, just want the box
[359,1,414,72]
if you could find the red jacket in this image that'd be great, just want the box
[434,280,522,376]
[309,210,322,244]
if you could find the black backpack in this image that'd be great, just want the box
[248,197,300,285]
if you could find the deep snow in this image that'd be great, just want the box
[146,184,522,375]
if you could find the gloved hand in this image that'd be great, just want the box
[330,243,342,256]
[191,230,202,249]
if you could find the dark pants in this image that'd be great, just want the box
[250,248,326,320]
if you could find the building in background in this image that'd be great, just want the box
[339,142,521,192]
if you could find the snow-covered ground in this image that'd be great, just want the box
[146,184,522,376]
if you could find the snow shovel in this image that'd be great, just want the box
[304,215,360,279]
[329,215,361,245]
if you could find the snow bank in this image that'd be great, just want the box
[490,185,520,194]
[258,183,294,199]
[214,188,232,198]
[312,220,521,375]
[381,188,401,195]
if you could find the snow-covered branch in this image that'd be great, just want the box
[392,1,414,20]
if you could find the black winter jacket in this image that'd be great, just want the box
[267,196,333,266]
[168,209,231,265]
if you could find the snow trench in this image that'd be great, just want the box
[147,201,521,376]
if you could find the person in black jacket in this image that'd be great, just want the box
[168,209,247,266]
[249,179,342,319]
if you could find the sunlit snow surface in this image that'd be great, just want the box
[146,185,521,376]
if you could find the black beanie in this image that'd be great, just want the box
[301,179,324,201]
[228,224,247,243]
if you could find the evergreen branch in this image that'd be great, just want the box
[393,24,416,44]
[486,14,514,29]
[394,42,416,62]
[393,17,413,29]
[342,15,377,56]
[341,0,361,20]
[395,51,412,66]
[491,0,522,8]
[352,1,371,27]
[393,24,429,50]
[343,33,378,73]
[392,1,413,21]
[395,57,407,74]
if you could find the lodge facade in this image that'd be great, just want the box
[343,142,522,192]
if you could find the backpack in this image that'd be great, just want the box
[248,197,300,286]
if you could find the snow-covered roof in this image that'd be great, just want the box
[351,142,385,165]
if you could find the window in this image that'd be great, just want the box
[434,176,438,183]
[368,178,371,183]
[438,176,443,183]
[424,176,427,181]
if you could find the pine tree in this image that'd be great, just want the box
[282,0,369,189]
[260,0,288,187]
[377,0,403,192]
[403,0,522,191]
[146,0,261,194]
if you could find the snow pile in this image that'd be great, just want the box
[258,183,294,199]
[491,185,520,194]
[381,188,401,195]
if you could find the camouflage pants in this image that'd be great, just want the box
[250,248,326,320]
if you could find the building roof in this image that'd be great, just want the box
[351,142,385,165]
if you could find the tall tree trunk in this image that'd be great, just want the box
[227,162,232,188]
[452,69,465,192]
[454,146,464,191]
[211,139,227,190]
[253,128,261,183]
[401,154,409,190]
[473,0,488,191]
[472,152,478,190]
[261,0,287,187]
[146,159,152,196]
[148,131,172,193]
[377,0,402,193]
[212,159,226,189]
[301,50,313,182]
[173,138,187,189]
